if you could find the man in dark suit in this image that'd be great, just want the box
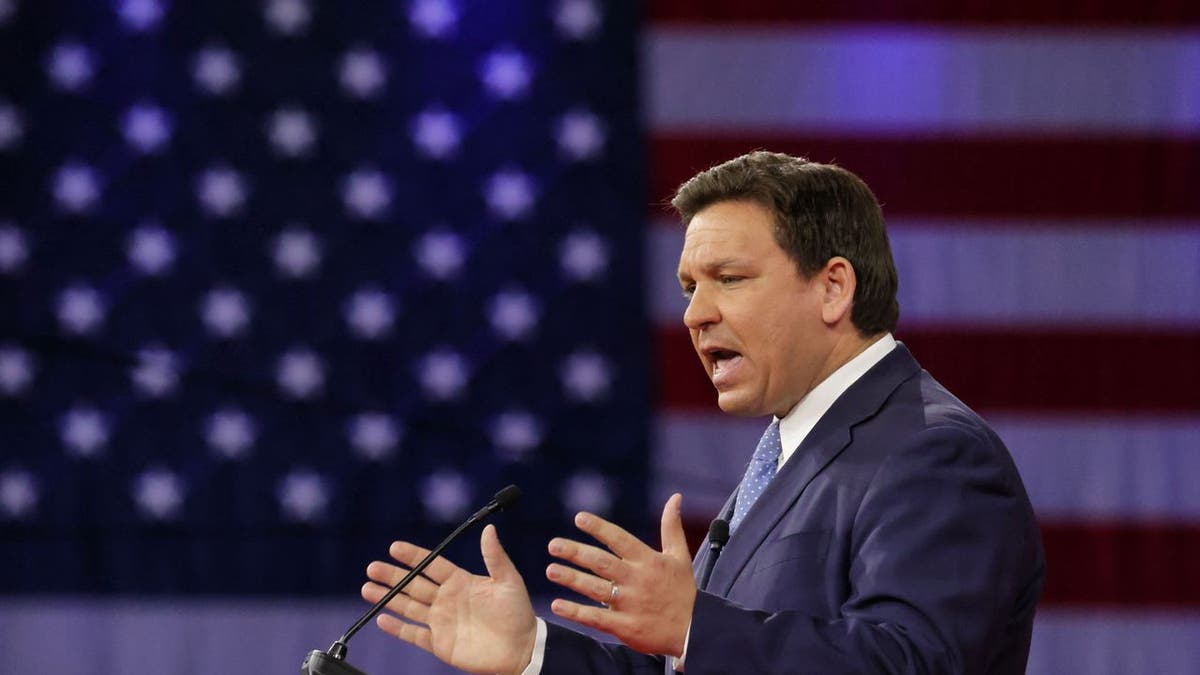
[361,151,1045,674]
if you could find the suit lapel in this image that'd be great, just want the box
[706,343,922,597]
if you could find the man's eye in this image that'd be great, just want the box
[719,276,741,285]
[681,284,695,299]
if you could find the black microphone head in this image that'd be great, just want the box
[493,485,522,511]
[708,518,730,546]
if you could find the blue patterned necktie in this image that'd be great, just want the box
[729,419,783,532]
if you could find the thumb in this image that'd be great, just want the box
[481,524,521,583]
[660,493,689,557]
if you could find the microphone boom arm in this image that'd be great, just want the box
[302,485,522,675]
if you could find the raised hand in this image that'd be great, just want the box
[362,524,538,675]
[545,493,696,657]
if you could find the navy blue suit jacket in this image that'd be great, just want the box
[542,344,1045,674]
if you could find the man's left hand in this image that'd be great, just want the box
[546,492,695,657]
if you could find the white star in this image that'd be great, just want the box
[266,106,317,158]
[0,470,38,520]
[278,469,328,522]
[271,226,322,279]
[341,168,391,220]
[560,350,612,403]
[479,48,533,100]
[195,165,247,217]
[0,223,29,274]
[409,0,458,38]
[264,0,311,36]
[200,286,251,338]
[205,408,256,460]
[417,348,469,401]
[561,471,613,516]
[554,0,602,40]
[421,470,472,522]
[0,0,16,25]
[126,223,176,276]
[559,229,608,282]
[46,41,96,92]
[338,47,387,99]
[52,161,101,214]
[0,101,24,150]
[556,109,605,161]
[56,284,106,336]
[414,228,466,280]
[276,348,325,399]
[411,107,462,160]
[132,467,185,520]
[490,410,542,462]
[343,287,396,340]
[484,168,537,220]
[121,102,173,154]
[192,45,241,96]
[116,0,166,32]
[59,406,109,457]
[0,345,35,396]
[130,345,179,398]
[347,412,402,462]
[488,288,539,342]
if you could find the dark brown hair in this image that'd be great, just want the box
[671,150,899,335]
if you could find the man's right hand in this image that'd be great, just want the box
[362,524,538,675]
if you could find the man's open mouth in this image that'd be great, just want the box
[709,349,743,382]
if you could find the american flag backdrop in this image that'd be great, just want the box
[644,3,1200,674]
[1,1,649,671]
[1,1,1199,674]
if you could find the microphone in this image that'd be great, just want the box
[697,518,729,591]
[301,485,523,675]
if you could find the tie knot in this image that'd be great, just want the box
[753,419,783,464]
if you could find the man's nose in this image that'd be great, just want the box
[683,285,719,330]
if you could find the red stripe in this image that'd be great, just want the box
[1041,521,1200,607]
[656,326,1200,413]
[649,0,1200,27]
[682,519,1200,607]
[650,134,1200,219]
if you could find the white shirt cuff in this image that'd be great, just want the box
[669,623,691,672]
[517,617,548,675]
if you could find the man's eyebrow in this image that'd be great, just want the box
[678,257,742,277]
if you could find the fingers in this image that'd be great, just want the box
[361,580,431,625]
[659,493,690,558]
[388,541,462,584]
[480,524,520,584]
[365,560,441,604]
[550,598,622,635]
[548,537,630,581]
[545,562,613,605]
[573,512,646,560]
[376,613,434,653]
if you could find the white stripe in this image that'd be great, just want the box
[991,414,1200,521]
[655,412,1200,520]
[647,219,1200,327]
[645,27,1200,133]
[652,412,769,516]
[1030,610,1200,675]
[3,600,1196,674]
[0,597,562,674]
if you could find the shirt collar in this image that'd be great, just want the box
[775,333,897,469]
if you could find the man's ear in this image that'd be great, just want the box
[820,256,856,326]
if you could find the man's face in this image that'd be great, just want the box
[677,200,831,418]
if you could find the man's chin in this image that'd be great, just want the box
[714,390,765,417]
